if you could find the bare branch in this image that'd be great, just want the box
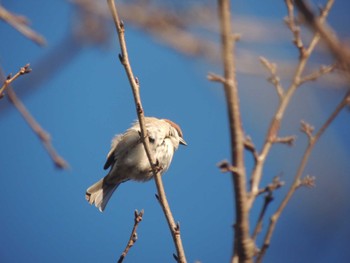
[248,0,333,210]
[284,0,305,55]
[253,176,284,242]
[7,87,69,169]
[298,175,316,189]
[0,65,68,169]
[252,193,273,242]
[0,64,31,99]
[0,5,46,46]
[257,176,285,196]
[244,136,259,164]
[259,56,284,99]
[300,64,337,85]
[217,160,239,174]
[216,0,253,261]
[294,0,350,72]
[257,90,350,262]
[117,210,144,263]
[300,120,314,140]
[273,135,296,146]
[207,72,226,84]
[107,1,186,262]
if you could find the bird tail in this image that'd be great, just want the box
[85,178,119,212]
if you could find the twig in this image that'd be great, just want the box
[217,0,253,261]
[284,0,305,56]
[7,87,69,169]
[257,90,350,262]
[217,160,239,174]
[259,57,284,99]
[207,72,226,84]
[0,65,68,169]
[300,64,337,85]
[257,176,285,196]
[294,0,350,72]
[244,136,259,164]
[273,135,296,146]
[117,210,144,263]
[252,192,273,242]
[107,1,187,262]
[0,64,31,99]
[300,120,314,140]
[248,0,334,210]
[0,5,46,46]
[253,176,284,242]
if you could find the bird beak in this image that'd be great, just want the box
[180,137,187,146]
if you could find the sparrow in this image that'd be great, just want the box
[86,117,187,212]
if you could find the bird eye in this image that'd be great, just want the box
[149,137,155,143]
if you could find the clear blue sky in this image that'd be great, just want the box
[1,0,350,262]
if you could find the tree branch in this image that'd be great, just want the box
[117,210,144,263]
[107,1,186,262]
[7,87,69,169]
[248,0,334,210]
[294,0,350,72]
[259,57,284,99]
[0,64,31,99]
[217,0,253,262]
[0,65,68,169]
[299,64,337,85]
[257,90,350,262]
[0,5,46,46]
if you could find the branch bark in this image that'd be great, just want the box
[0,65,69,169]
[217,0,253,262]
[107,1,186,262]
[257,90,350,262]
[117,210,144,263]
[248,0,334,210]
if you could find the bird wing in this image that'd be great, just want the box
[103,129,141,170]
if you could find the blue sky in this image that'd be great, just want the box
[1,0,350,262]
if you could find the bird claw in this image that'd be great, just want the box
[154,159,163,173]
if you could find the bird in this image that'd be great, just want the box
[85,117,187,212]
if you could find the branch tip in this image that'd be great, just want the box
[300,175,316,188]
[273,135,296,146]
[300,120,314,139]
[207,72,226,84]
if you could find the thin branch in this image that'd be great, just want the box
[7,87,69,169]
[106,1,187,262]
[0,64,31,99]
[257,176,285,196]
[284,0,305,55]
[0,5,46,46]
[217,160,239,174]
[294,0,350,72]
[117,210,144,263]
[300,120,314,140]
[252,193,273,242]
[257,90,350,262]
[273,135,296,146]
[217,0,253,262]
[248,0,334,210]
[300,64,337,85]
[207,72,226,84]
[259,57,284,99]
[244,136,259,164]
[0,65,69,169]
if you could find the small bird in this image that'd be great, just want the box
[86,117,187,212]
